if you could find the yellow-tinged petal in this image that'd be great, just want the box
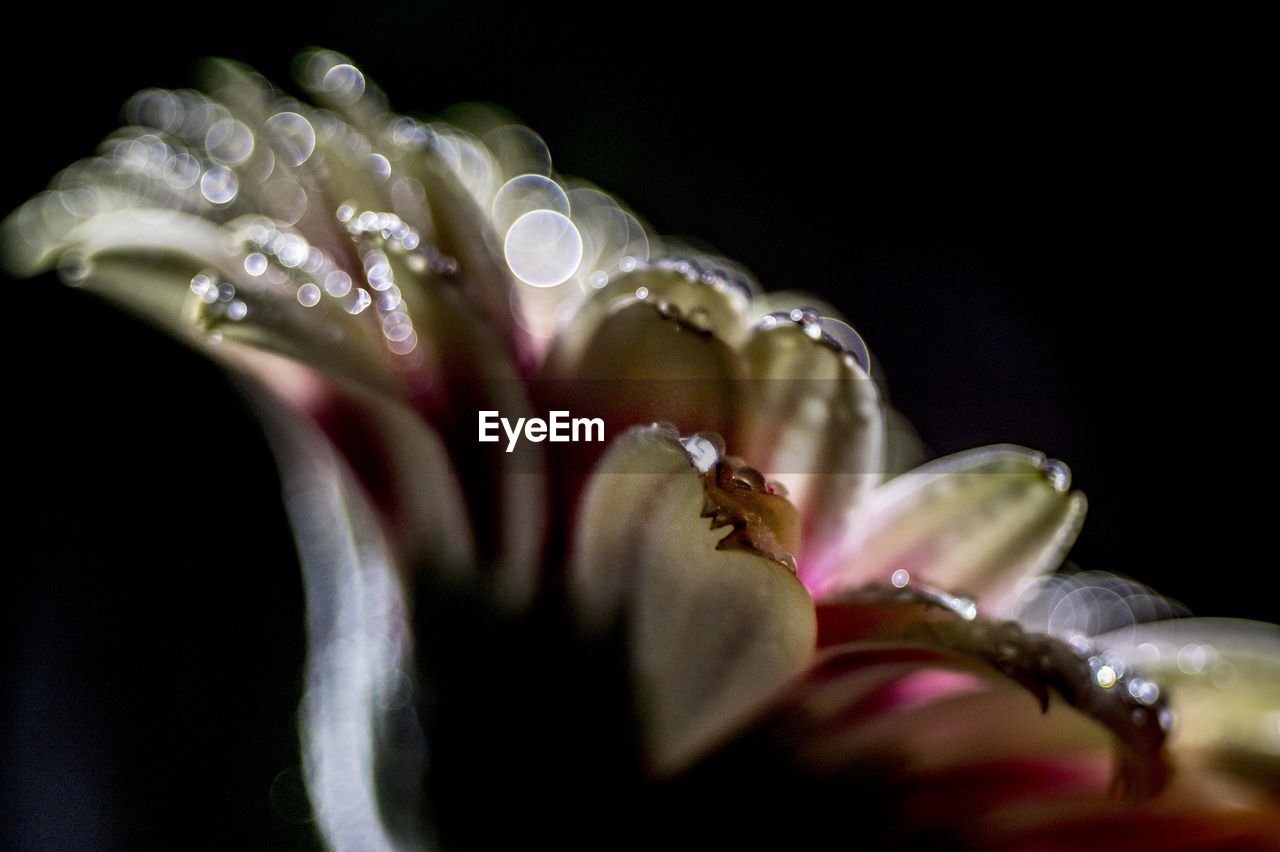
[1095,618,1280,790]
[570,425,815,774]
[811,444,1086,614]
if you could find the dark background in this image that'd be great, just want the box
[3,7,1269,848]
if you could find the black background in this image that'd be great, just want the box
[3,7,1271,848]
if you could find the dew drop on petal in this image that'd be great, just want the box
[491,174,570,234]
[205,118,255,165]
[891,568,910,588]
[297,283,322,307]
[1177,643,1207,674]
[245,253,268,277]
[504,210,582,287]
[1039,458,1072,492]
[679,433,723,473]
[819,316,873,376]
[324,270,353,297]
[227,299,248,321]
[322,63,366,104]
[200,167,239,205]
[264,112,317,166]
[344,289,372,315]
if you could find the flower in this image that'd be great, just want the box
[6,50,1278,849]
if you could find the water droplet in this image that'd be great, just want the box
[163,152,202,190]
[387,329,418,355]
[1177,643,1207,674]
[321,63,366,105]
[344,289,372,315]
[277,234,310,269]
[367,153,391,180]
[205,118,255,165]
[818,317,873,376]
[1094,663,1117,689]
[679,433,724,473]
[297,283,322,307]
[1127,677,1160,705]
[634,286,649,301]
[57,253,90,284]
[890,568,910,588]
[200,167,238,205]
[244,253,268,277]
[227,300,248,321]
[325,270,352,297]
[589,270,608,289]
[1039,458,1072,492]
[491,174,570,233]
[504,210,583,287]
[336,203,356,223]
[190,273,215,299]
[263,112,317,167]
[619,256,637,273]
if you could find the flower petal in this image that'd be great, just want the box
[738,318,885,566]
[809,444,1086,613]
[1095,617,1280,790]
[570,425,815,774]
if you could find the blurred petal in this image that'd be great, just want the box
[810,444,1086,613]
[244,383,427,851]
[570,425,815,773]
[1096,618,1280,791]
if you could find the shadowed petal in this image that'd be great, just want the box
[570,425,815,774]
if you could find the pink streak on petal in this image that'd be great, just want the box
[875,669,990,716]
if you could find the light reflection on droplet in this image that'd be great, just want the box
[322,63,366,105]
[1094,663,1118,689]
[297,283,322,307]
[484,124,553,177]
[679,433,723,473]
[1039,458,1072,493]
[325,270,353,297]
[200,167,238,205]
[227,300,248,321]
[1177,643,1209,674]
[634,286,649,301]
[163,152,202,190]
[126,89,184,133]
[386,329,418,355]
[205,118,255,165]
[344,289,372,314]
[245,253,268,276]
[891,569,910,588]
[491,174,570,234]
[504,209,582,287]
[264,112,317,166]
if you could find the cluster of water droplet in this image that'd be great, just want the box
[756,307,873,375]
